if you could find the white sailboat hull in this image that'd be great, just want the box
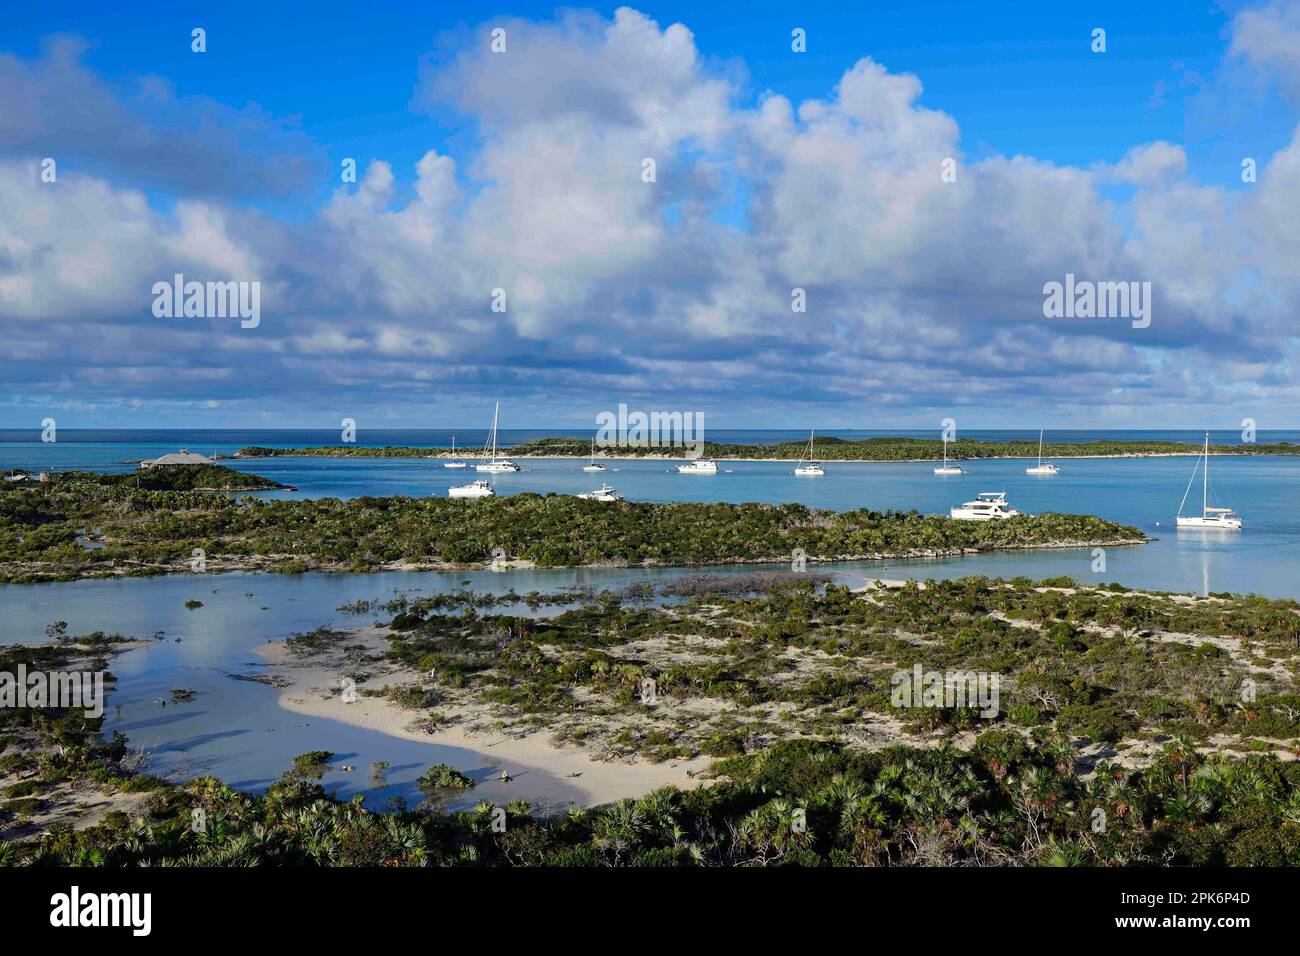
[1176,515,1242,529]
[1026,429,1058,475]
[441,437,466,468]
[935,435,964,475]
[793,429,823,476]
[582,464,606,472]
[1175,433,1241,529]
[475,403,519,472]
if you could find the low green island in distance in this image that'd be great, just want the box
[233,435,1300,461]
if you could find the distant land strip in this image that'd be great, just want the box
[234,437,1299,461]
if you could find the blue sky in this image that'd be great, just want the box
[0,2,1261,169]
[5,1,1277,192]
[2,1,1299,427]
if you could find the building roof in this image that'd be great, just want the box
[141,448,213,468]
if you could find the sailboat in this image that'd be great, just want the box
[443,435,467,469]
[475,403,521,472]
[793,430,824,476]
[1177,432,1241,529]
[582,437,606,472]
[1025,428,1059,475]
[933,437,964,475]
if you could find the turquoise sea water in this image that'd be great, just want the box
[7,440,1291,598]
[1,430,1297,808]
[3,429,1298,597]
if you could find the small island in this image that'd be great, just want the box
[0,464,290,495]
[0,471,1146,582]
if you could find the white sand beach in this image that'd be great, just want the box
[255,636,714,807]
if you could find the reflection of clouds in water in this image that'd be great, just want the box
[98,647,589,811]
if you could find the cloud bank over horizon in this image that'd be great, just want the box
[1,4,1298,429]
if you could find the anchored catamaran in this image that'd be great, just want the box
[1176,432,1241,529]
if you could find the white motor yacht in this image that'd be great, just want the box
[448,479,494,499]
[677,459,718,474]
[577,482,622,502]
[950,491,1022,521]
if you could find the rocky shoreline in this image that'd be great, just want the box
[0,536,1149,584]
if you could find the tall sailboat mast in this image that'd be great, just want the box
[489,402,499,461]
[1175,430,1240,528]
[1202,432,1208,517]
[474,401,520,473]
[793,428,825,475]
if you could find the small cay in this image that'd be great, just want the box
[0,471,1145,582]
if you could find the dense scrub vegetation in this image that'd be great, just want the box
[4,579,1300,865]
[0,631,143,834]
[237,436,1300,461]
[0,631,126,738]
[358,576,1300,765]
[0,465,284,494]
[0,481,1144,583]
[7,729,1300,866]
